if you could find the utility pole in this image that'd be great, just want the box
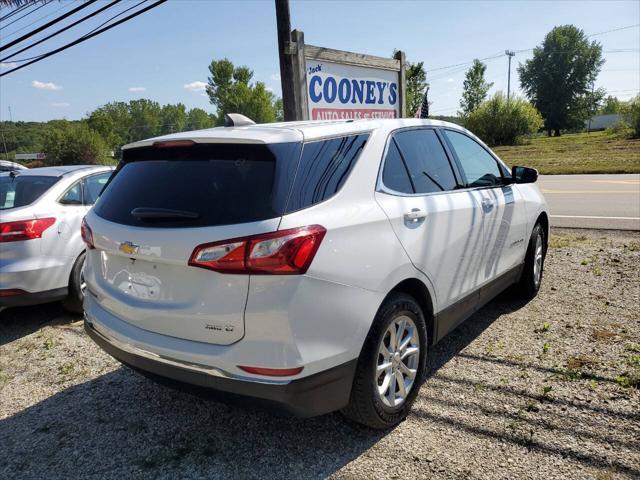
[505,50,515,102]
[275,0,296,121]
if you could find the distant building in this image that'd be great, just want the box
[585,114,623,131]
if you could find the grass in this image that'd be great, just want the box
[493,131,640,174]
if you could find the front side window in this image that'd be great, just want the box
[285,134,368,213]
[443,130,502,188]
[386,129,458,194]
[59,182,83,205]
[83,172,112,205]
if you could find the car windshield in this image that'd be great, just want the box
[0,175,59,210]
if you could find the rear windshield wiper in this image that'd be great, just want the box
[131,207,200,220]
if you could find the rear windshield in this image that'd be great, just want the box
[0,175,59,210]
[94,143,301,228]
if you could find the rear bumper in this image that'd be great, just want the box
[84,320,357,417]
[0,287,67,308]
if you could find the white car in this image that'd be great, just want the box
[83,118,548,429]
[0,165,113,312]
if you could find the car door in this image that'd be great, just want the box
[55,179,89,259]
[374,128,485,336]
[441,129,527,285]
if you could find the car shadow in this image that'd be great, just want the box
[0,292,544,479]
[0,303,78,347]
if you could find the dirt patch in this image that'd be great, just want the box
[0,228,638,479]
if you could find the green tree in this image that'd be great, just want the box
[42,122,110,165]
[518,25,604,136]
[160,103,187,134]
[87,101,130,151]
[206,58,278,124]
[599,95,623,115]
[128,99,162,140]
[460,59,493,116]
[406,61,428,117]
[464,93,544,146]
[186,108,215,130]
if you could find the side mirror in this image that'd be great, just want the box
[511,166,538,184]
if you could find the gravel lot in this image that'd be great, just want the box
[1,228,638,480]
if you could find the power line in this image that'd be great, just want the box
[0,1,98,52]
[1,0,122,62]
[0,0,167,77]
[0,1,71,40]
[588,24,639,37]
[1,0,51,29]
[0,1,31,23]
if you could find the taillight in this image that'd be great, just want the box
[189,225,326,275]
[0,289,28,297]
[0,218,55,243]
[81,217,95,249]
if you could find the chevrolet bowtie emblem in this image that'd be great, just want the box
[119,241,139,255]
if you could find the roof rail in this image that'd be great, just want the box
[224,113,256,127]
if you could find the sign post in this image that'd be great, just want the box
[280,28,405,121]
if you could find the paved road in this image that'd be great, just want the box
[538,174,640,230]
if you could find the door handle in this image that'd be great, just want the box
[481,198,494,211]
[404,208,426,223]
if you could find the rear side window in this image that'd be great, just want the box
[0,175,59,210]
[385,129,458,194]
[285,134,368,213]
[94,143,300,228]
[59,182,83,205]
[443,130,502,188]
[382,141,413,194]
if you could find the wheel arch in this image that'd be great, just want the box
[536,211,549,252]
[388,278,436,346]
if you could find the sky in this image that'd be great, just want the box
[0,0,638,122]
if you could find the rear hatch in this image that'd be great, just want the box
[86,140,302,345]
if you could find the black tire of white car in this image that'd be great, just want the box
[62,251,85,314]
[517,222,546,299]
[342,292,428,429]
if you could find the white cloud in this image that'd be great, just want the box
[128,86,146,92]
[0,62,17,69]
[32,80,63,91]
[52,102,70,107]
[270,73,281,81]
[265,86,274,92]
[184,81,207,92]
[447,78,454,83]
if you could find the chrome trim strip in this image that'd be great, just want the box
[85,320,292,385]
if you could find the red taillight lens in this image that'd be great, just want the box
[0,218,55,243]
[189,225,326,275]
[237,365,304,377]
[0,289,28,297]
[81,217,95,249]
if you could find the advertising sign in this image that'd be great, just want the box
[305,60,400,120]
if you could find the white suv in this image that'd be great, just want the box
[83,118,548,429]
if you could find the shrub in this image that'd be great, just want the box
[42,121,110,166]
[605,120,632,137]
[464,93,544,146]
[622,95,640,138]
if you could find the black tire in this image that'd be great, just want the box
[341,292,428,430]
[516,222,546,299]
[62,251,86,314]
